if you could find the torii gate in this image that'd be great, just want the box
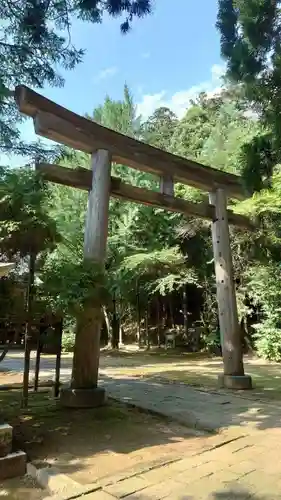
[15,86,253,407]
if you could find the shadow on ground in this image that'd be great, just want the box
[129,489,273,499]
[99,372,281,433]
[0,387,215,485]
[212,491,267,499]
[1,352,281,495]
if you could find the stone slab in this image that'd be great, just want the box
[105,475,150,498]
[44,492,115,500]
[60,386,106,408]
[0,451,26,480]
[82,493,117,499]
[27,463,100,499]
[124,478,183,500]
[218,374,252,390]
[0,423,12,457]
[99,375,278,433]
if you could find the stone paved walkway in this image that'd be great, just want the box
[91,427,281,499]
[96,376,281,499]
[2,353,281,498]
[100,374,281,435]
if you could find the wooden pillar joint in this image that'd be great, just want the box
[160,175,174,196]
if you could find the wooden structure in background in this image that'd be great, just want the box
[0,264,15,362]
[15,86,253,404]
[33,315,63,398]
[0,261,63,405]
[0,264,14,277]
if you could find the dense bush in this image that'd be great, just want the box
[61,331,75,353]
[243,264,281,361]
[254,318,281,362]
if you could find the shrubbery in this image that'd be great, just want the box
[61,331,76,352]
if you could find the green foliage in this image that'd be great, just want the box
[61,331,75,353]
[41,256,109,316]
[152,271,198,296]
[0,166,59,257]
[254,318,281,362]
[217,0,281,163]
[170,89,259,185]
[233,166,281,267]
[217,0,278,82]
[141,107,178,151]
[91,85,141,138]
[121,247,185,275]
[171,93,216,159]
[239,131,276,193]
[115,247,190,300]
[241,264,281,360]
[235,166,281,216]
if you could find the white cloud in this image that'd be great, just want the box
[137,63,226,119]
[94,66,118,82]
[137,91,166,118]
[211,63,226,80]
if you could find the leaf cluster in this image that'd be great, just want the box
[0,167,60,257]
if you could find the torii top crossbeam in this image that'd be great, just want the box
[15,85,246,200]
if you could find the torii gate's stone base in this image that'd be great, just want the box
[218,374,252,390]
[60,387,106,408]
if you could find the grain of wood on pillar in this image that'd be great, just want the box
[71,149,111,390]
[160,175,174,196]
[209,188,244,377]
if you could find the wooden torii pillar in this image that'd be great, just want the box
[61,150,111,407]
[209,189,252,389]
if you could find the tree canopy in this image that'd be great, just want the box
[0,0,152,158]
[217,1,281,168]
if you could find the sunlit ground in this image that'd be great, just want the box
[99,350,281,402]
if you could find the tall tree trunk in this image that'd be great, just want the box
[71,150,111,390]
[22,251,36,408]
[168,299,175,329]
[145,305,150,350]
[136,283,141,346]
[183,286,188,339]
[111,295,119,349]
[54,317,63,398]
[157,297,161,347]
[33,339,41,393]
[103,306,111,347]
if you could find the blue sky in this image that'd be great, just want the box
[5,0,224,165]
